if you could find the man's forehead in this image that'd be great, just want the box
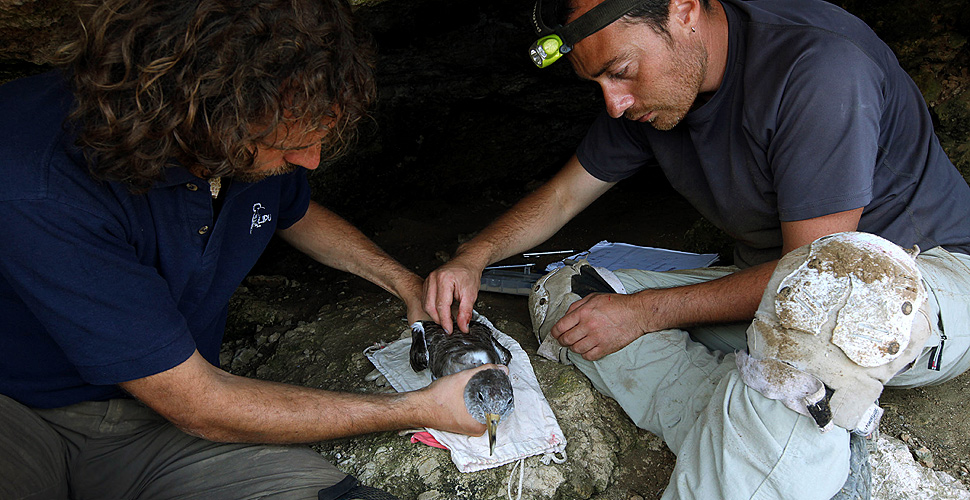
[572,50,620,80]
[569,24,635,80]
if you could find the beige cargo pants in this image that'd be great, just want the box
[538,247,970,499]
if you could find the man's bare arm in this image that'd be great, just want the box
[424,155,615,332]
[552,207,865,360]
[278,200,427,323]
[120,350,490,443]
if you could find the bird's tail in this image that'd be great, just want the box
[409,322,430,372]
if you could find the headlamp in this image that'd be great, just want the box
[530,0,645,68]
[529,34,569,68]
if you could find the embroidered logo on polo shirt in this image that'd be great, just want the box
[251,203,273,234]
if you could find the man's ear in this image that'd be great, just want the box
[669,0,701,33]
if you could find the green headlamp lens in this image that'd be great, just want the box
[530,0,642,69]
[529,34,567,68]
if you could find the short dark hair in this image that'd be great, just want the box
[553,0,712,42]
[58,0,376,192]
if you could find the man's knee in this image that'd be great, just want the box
[529,260,623,361]
[742,232,930,434]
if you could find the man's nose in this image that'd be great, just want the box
[603,87,634,119]
[284,142,322,170]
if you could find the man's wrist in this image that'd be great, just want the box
[629,289,663,334]
[452,241,495,271]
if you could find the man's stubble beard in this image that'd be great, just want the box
[233,163,300,183]
[627,37,709,131]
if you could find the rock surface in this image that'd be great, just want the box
[222,284,676,499]
[870,434,970,500]
[222,274,970,498]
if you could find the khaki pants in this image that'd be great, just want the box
[548,247,970,500]
[0,396,347,500]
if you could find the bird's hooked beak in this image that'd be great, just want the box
[486,412,500,455]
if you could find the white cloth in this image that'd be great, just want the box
[365,314,567,473]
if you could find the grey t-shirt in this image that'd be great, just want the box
[576,0,970,267]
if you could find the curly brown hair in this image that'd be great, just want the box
[58,0,376,192]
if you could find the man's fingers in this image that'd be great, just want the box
[550,305,583,340]
[429,277,458,333]
[455,294,476,333]
[558,325,587,348]
[438,302,454,334]
[568,334,598,355]
[582,346,604,361]
[423,278,441,324]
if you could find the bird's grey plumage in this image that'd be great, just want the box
[410,320,515,455]
[410,320,512,377]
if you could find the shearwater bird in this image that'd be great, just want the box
[410,320,514,455]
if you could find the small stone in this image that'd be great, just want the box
[900,432,911,443]
[232,347,257,367]
[914,446,935,468]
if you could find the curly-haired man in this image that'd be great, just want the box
[0,1,489,498]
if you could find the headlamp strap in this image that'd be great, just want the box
[535,0,645,49]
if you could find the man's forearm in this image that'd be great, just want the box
[452,157,614,268]
[632,260,777,333]
[628,209,865,336]
[121,351,482,444]
[175,371,426,443]
[278,201,423,306]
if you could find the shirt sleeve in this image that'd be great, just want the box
[0,196,197,385]
[576,110,656,183]
[275,168,312,229]
[768,40,883,221]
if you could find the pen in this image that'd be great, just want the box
[522,250,575,257]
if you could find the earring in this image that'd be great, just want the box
[691,26,696,33]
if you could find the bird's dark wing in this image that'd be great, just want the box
[409,321,431,372]
[491,336,512,366]
[469,321,512,366]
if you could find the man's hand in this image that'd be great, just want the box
[417,364,508,436]
[423,257,482,334]
[550,292,648,361]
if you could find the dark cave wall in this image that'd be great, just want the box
[2,0,969,222]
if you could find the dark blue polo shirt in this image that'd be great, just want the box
[577,0,970,267]
[0,72,311,408]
